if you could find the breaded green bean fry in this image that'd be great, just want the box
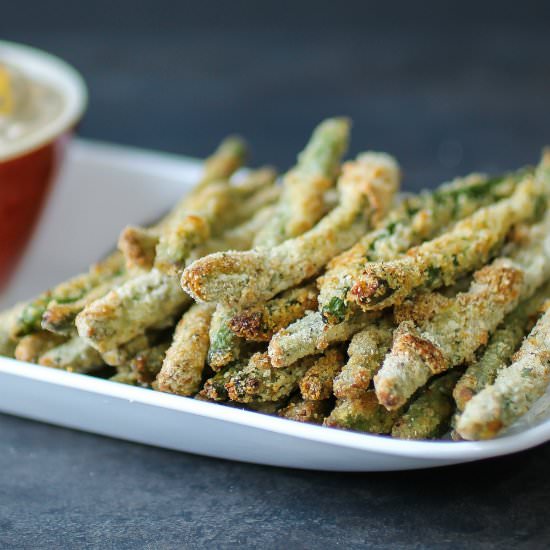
[101,333,152,367]
[14,332,66,364]
[229,284,318,342]
[39,336,104,373]
[392,371,461,439]
[199,153,395,368]
[199,366,239,401]
[254,117,350,247]
[156,303,215,395]
[375,210,550,410]
[0,302,24,357]
[118,226,159,271]
[79,205,277,357]
[324,391,401,433]
[299,348,345,400]
[318,170,525,324]
[11,251,125,337]
[130,342,170,386]
[268,310,374,368]
[207,304,242,369]
[156,168,277,274]
[279,396,333,424]
[177,222,268,374]
[456,306,550,440]
[332,317,394,399]
[225,352,317,403]
[350,176,539,311]
[76,269,190,353]
[182,152,399,307]
[453,284,550,411]
[42,273,129,336]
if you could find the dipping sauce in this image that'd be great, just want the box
[0,58,68,290]
[0,62,64,151]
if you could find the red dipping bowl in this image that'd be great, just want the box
[0,41,87,292]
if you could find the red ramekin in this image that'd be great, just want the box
[0,41,87,291]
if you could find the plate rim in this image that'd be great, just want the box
[2,357,549,461]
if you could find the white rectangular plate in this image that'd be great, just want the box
[1,139,550,471]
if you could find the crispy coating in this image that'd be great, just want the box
[154,183,235,274]
[318,170,524,324]
[157,176,280,275]
[299,348,345,400]
[76,269,189,353]
[199,364,243,401]
[156,303,215,396]
[130,341,170,386]
[118,226,159,271]
[279,396,333,424]
[165,136,247,226]
[254,117,350,247]
[207,304,242,369]
[110,366,138,386]
[42,274,129,336]
[0,303,24,357]
[349,176,538,311]
[225,352,318,403]
[14,332,67,363]
[78,205,278,358]
[375,213,550,410]
[393,291,453,325]
[456,306,550,440]
[332,317,394,399]
[200,207,283,370]
[155,169,278,275]
[101,333,152,367]
[268,310,375,368]
[38,336,104,373]
[324,391,401,433]
[392,371,460,439]
[453,285,550,411]
[182,152,399,307]
[11,251,125,338]
[229,284,318,341]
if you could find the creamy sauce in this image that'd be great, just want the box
[0,61,64,147]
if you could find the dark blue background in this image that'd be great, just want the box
[2,2,550,547]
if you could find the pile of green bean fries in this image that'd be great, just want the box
[2,117,550,441]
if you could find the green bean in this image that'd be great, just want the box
[39,336,104,373]
[392,371,461,439]
[254,117,350,247]
[318,170,526,324]
[375,211,550,410]
[182,152,399,307]
[156,303,215,395]
[456,305,550,440]
[279,396,333,424]
[299,348,345,400]
[324,391,401,433]
[350,176,539,311]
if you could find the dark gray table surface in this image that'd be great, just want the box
[2,2,550,548]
